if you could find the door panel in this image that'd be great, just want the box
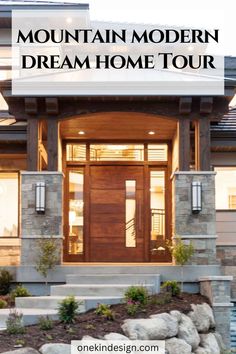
[89,165,144,262]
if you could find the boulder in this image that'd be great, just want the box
[122,317,171,340]
[194,347,211,354]
[213,332,226,352]
[104,333,130,340]
[151,313,178,337]
[170,310,182,323]
[200,333,220,354]
[178,313,200,350]
[188,303,215,333]
[81,336,98,340]
[2,349,39,354]
[39,343,70,354]
[166,338,192,354]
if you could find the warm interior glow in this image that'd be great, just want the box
[0,173,18,237]
[215,167,236,210]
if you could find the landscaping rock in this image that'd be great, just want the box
[151,313,178,337]
[200,333,220,354]
[104,333,129,340]
[170,310,182,323]
[194,347,211,354]
[188,303,215,333]
[39,343,71,354]
[165,338,192,354]
[178,313,200,350]
[82,336,99,340]
[212,332,226,352]
[122,318,171,340]
[2,349,39,354]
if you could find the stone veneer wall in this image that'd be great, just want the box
[172,172,218,265]
[217,245,236,299]
[20,172,63,265]
[199,276,233,348]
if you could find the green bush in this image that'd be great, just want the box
[0,269,13,295]
[35,237,59,285]
[126,300,140,316]
[58,296,79,324]
[0,299,7,309]
[95,304,115,320]
[10,285,31,301]
[6,309,25,335]
[38,316,53,330]
[124,286,148,306]
[161,280,181,297]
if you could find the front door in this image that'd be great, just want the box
[89,165,145,262]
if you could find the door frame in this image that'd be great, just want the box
[63,141,172,262]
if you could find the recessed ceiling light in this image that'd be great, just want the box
[148,131,155,135]
[78,131,85,135]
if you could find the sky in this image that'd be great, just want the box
[12,0,233,55]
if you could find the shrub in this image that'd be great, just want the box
[95,303,115,320]
[6,309,25,335]
[38,316,53,330]
[58,296,79,324]
[161,280,181,297]
[0,269,13,295]
[10,285,31,301]
[124,286,148,306]
[35,237,59,285]
[0,299,7,309]
[126,300,140,316]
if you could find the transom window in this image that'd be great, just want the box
[215,167,236,210]
[66,143,168,162]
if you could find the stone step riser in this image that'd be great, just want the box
[66,274,160,289]
[64,266,163,275]
[50,284,154,297]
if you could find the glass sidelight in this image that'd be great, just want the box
[150,171,166,254]
[125,180,136,247]
[68,169,84,255]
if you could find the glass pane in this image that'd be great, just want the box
[148,144,168,161]
[125,180,136,247]
[215,167,236,210]
[150,171,165,254]
[66,144,86,161]
[68,170,84,255]
[0,173,18,237]
[90,144,144,161]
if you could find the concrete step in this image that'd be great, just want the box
[0,308,58,328]
[66,273,160,288]
[50,283,155,297]
[15,295,123,312]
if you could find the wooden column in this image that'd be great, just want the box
[47,119,59,171]
[178,118,190,171]
[195,118,211,171]
[27,118,40,171]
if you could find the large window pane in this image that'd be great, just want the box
[215,167,236,210]
[0,173,18,237]
[148,144,168,161]
[68,170,84,254]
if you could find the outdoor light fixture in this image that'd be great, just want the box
[35,182,46,214]
[191,181,202,214]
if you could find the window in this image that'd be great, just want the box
[0,173,18,237]
[215,167,236,210]
[90,144,144,161]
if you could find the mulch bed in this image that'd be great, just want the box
[0,293,209,352]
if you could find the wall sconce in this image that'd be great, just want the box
[191,181,202,214]
[35,182,46,213]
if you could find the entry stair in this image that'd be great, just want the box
[0,268,160,329]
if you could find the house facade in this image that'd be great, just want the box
[0,3,236,297]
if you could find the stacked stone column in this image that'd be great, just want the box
[172,172,218,265]
[20,172,63,265]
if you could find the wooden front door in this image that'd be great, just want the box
[89,165,145,262]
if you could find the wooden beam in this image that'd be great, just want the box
[179,97,192,114]
[45,98,59,115]
[195,118,211,171]
[25,98,37,115]
[178,118,190,171]
[27,118,39,171]
[47,119,59,171]
[200,97,213,114]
